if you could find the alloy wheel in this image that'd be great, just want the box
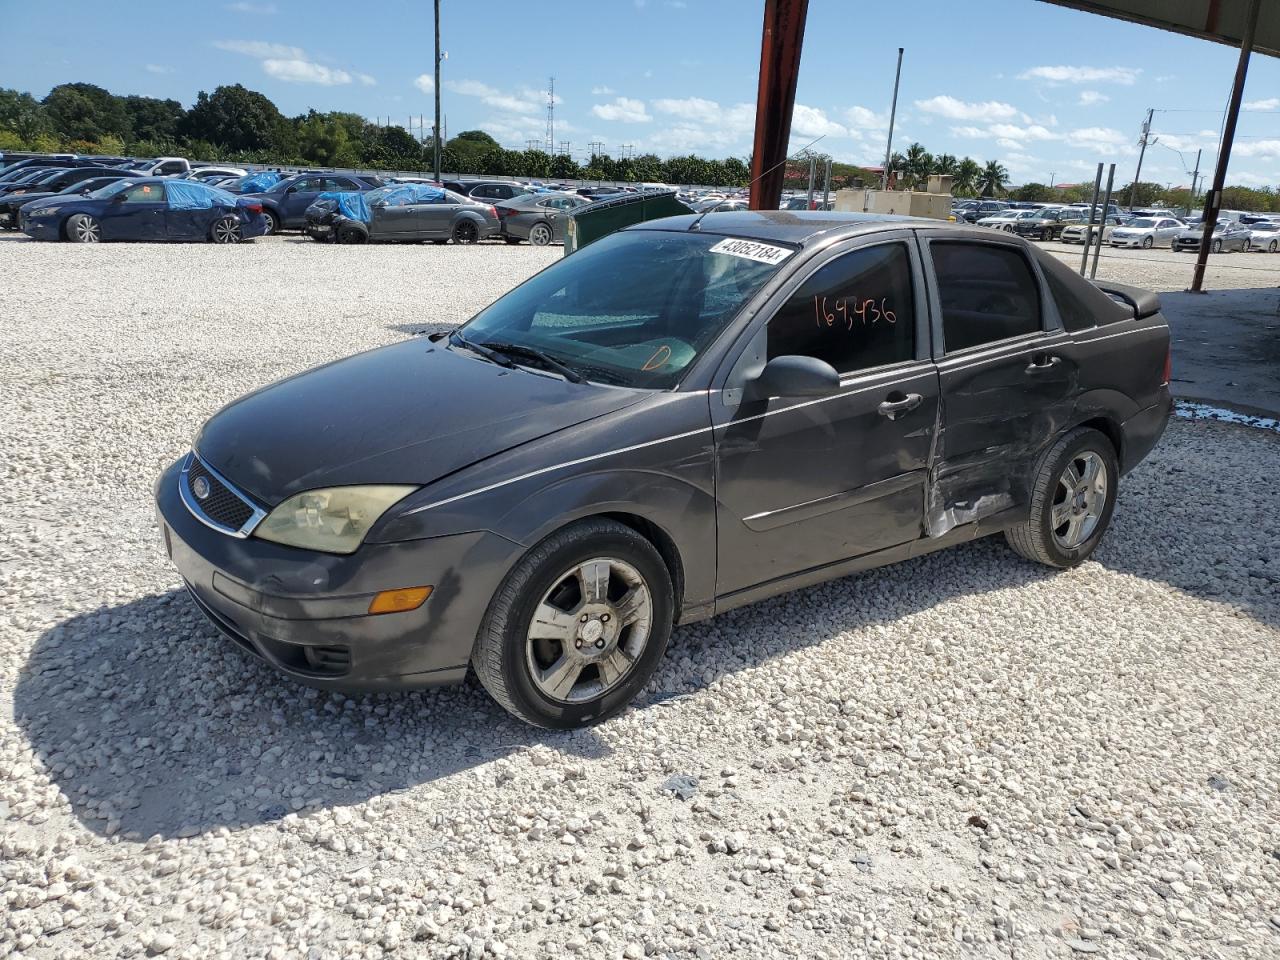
[530,223,553,246]
[1051,451,1108,550]
[211,218,241,244]
[525,557,653,704]
[1270,240,1277,253]
[73,217,100,243]
[453,221,478,244]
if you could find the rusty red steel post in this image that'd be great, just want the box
[748,0,810,211]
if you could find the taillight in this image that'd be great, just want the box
[488,205,498,219]
[244,203,263,215]
[1162,344,1172,385]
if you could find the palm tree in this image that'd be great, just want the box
[933,153,958,177]
[979,159,1010,197]
[903,143,932,189]
[954,157,981,196]
[887,151,906,186]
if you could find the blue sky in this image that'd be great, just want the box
[6,0,1280,186]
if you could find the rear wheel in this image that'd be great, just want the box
[452,219,479,245]
[66,214,100,243]
[529,222,553,246]
[1005,427,1119,569]
[472,518,674,729]
[261,210,278,235]
[337,226,367,244]
[1040,227,1052,242]
[210,216,242,244]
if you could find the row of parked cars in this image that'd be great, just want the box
[959,200,1279,254]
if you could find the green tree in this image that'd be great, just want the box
[978,159,1009,197]
[181,84,287,153]
[550,152,581,180]
[123,95,184,146]
[43,83,131,142]
[0,88,50,141]
[1010,182,1053,202]
[903,143,933,189]
[447,129,500,170]
[933,153,959,177]
[953,157,981,196]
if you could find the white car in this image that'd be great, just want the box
[1109,216,1184,249]
[1060,215,1125,245]
[1247,220,1280,252]
[126,157,191,177]
[187,165,247,182]
[977,209,1041,232]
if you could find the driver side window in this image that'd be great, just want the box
[122,183,165,204]
[766,242,915,375]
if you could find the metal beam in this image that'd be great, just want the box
[1190,0,1262,292]
[748,0,809,210]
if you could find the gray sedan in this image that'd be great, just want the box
[495,192,589,245]
[304,188,499,244]
[1171,219,1253,253]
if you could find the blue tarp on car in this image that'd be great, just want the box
[318,184,446,223]
[166,180,238,210]
[316,191,371,223]
[230,171,283,194]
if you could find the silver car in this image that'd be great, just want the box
[1060,215,1125,245]
[495,192,589,245]
[1109,217,1184,249]
[1171,219,1253,253]
[976,210,1035,231]
[1247,220,1280,252]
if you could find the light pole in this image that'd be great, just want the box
[433,0,443,181]
[881,47,903,190]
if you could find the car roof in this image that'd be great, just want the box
[625,209,1012,247]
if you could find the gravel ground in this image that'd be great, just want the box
[1038,241,1280,292]
[1,234,1279,960]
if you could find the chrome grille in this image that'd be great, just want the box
[179,453,266,538]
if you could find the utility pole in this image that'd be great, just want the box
[1049,171,1055,189]
[1189,148,1202,199]
[545,76,556,153]
[432,0,442,181]
[1126,107,1153,210]
[588,140,604,158]
[881,47,904,190]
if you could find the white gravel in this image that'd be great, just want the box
[1038,240,1280,292]
[2,234,1279,960]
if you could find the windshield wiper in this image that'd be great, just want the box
[448,331,515,369]
[479,341,584,383]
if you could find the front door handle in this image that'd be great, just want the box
[1025,354,1062,373]
[877,391,923,420]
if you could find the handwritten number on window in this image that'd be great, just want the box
[814,295,896,330]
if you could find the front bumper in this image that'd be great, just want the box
[21,214,61,241]
[1109,236,1149,248]
[154,456,520,691]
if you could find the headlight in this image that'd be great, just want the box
[254,485,417,554]
[29,207,58,217]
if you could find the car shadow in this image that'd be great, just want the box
[13,442,1277,841]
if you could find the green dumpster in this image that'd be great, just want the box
[564,189,694,256]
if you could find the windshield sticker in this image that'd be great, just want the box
[709,237,793,265]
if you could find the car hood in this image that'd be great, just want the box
[20,194,98,213]
[4,189,59,205]
[195,338,649,506]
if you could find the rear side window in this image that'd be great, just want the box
[1042,267,1096,332]
[767,242,915,374]
[931,242,1042,352]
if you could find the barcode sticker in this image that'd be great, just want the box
[709,237,793,265]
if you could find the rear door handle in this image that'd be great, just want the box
[1025,354,1062,373]
[877,392,923,420]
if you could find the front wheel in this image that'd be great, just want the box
[472,518,674,729]
[452,219,479,245]
[1005,427,1119,569]
[1241,239,1250,253]
[210,216,242,244]
[66,213,100,243]
[1141,236,1153,249]
[529,222,553,246]
[1212,239,1222,253]
[1269,240,1278,253]
[1041,228,1052,242]
[337,226,367,244]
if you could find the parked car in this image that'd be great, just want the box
[124,157,192,177]
[187,165,248,182]
[1171,219,1253,253]
[0,171,141,229]
[1108,217,1184,249]
[692,198,750,214]
[445,180,532,204]
[243,173,386,233]
[0,156,84,182]
[493,191,588,245]
[1013,207,1087,241]
[976,210,1031,231]
[20,177,268,243]
[1060,215,1126,245]
[1246,220,1280,252]
[0,166,73,191]
[156,211,1171,728]
[957,200,1010,223]
[0,165,118,203]
[304,184,499,245]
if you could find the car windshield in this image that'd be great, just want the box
[1129,218,1157,228]
[458,230,789,389]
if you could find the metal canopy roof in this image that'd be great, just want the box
[1039,0,1280,57]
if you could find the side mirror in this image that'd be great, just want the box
[745,355,841,401]
[285,186,297,194]
[110,193,126,203]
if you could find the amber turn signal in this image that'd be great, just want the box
[368,586,433,615]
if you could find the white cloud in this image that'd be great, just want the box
[652,97,722,124]
[1064,126,1134,153]
[446,79,544,116]
[915,95,1019,121]
[591,97,652,123]
[226,1,278,12]
[1234,139,1280,159]
[213,39,302,58]
[1078,90,1109,106]
[1244,97,1280,111]
[790,104,847,138]
[591,85,615,96]
[843,105,888,130]
[262,59,352,85]
[988,122,1057,142]
[414,74,434,94]
[1018,65,1140,85]
[144,64,173,75]
[356,73,376,87]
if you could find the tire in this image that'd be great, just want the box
[1040,228,1052,242]
[452,219,479,245]
[337,226,367,244]
[1212,239,1222,253]
[1241,239,1250,253]
[1141,236,1153,249]
[472,518,675,729]
[261,210,278,235]
[529,222,553,246]
[1005,427,1119,569]
[1269,240,1277,253]
[66,213,100,243]
[210,216,242,244]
